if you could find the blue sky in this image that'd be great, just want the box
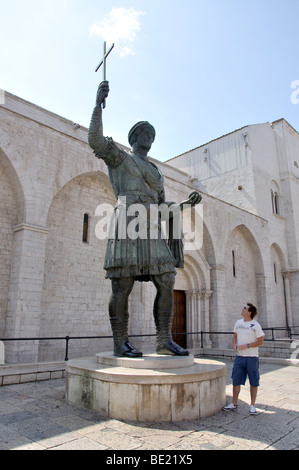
[1,0,299,161]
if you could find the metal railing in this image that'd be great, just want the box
[263,326,298,342]
[1,326,298,362]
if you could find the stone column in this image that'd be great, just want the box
[282,271,293,330]
[186,290,200,349]
[185,291,194,348]
[5,223,49,363]
[256,274,267,326]
[199,290,213,348]
[186,290,212,349]
[0,341,4,364]
[210,265,227,348]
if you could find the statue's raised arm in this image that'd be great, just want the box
[88,81,110,155]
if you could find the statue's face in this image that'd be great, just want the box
[136,127,155,151]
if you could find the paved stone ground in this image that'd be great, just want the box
[0,358,298,451]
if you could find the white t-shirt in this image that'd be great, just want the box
[234,319,265,357]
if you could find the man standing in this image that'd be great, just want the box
[88,81,201,358]
[223,303,265,415]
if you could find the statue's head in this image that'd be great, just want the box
[128,121,156,148]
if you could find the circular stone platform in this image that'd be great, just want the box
[96,351,195,369]
[66,354,226,422]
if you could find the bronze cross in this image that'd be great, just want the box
[95,41,115,109]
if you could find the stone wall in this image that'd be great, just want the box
[0,92,297,363]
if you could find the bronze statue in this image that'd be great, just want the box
[88,81,201,357]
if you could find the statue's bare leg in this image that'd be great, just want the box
[151,273,189,356]
[109,277,143,357]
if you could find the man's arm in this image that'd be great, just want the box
[233,332,238,351]
[238,336,264,351]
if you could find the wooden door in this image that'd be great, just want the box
[172,290,187,348]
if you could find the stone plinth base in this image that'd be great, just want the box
[65,353,226,422]
[0,341,4,365]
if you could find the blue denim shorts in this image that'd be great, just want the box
[232,355,260,387]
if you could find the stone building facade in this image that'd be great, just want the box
[0,92,298,363]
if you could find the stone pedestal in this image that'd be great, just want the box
[0,341,4,364]
[66,353,226,422]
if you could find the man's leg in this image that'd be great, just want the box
[151,273,189,356]
[233,385,241,406]
[109,277,143,357]
[250,386,258,406]
[223,356,243,410]
[248,357,260,413]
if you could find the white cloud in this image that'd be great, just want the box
[89,7,145,57]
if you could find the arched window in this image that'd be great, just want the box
[273,193,279,215]
[273,262,277,284]
[232,250,236,277]
[270,183,281,216]
[82,213,89,243]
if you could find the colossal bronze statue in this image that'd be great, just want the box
[88,81,201,358]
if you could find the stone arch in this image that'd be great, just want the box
[224,224,265,274]
[201,221,220,341]
[175,251,211,291]
[39,171,116,361]
[174,251,212,349]
[270,242,287,271]
[270,243,288,328]
[202,221,217,267]
[0,150,20,335]
[0,147,26,224]
[223,224,265,328]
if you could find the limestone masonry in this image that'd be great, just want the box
[0,92,298,363]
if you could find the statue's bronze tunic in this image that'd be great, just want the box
[94,137,177,281]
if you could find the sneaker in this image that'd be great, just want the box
[222,403,238,411]
[249,405,258,415]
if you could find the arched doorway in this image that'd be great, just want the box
[173,290,187,348]
[173,251,212,350]
[224,224,265,329]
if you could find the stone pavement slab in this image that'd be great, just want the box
[0,359,298,451]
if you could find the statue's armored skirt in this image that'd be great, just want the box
[104,204,177,280]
